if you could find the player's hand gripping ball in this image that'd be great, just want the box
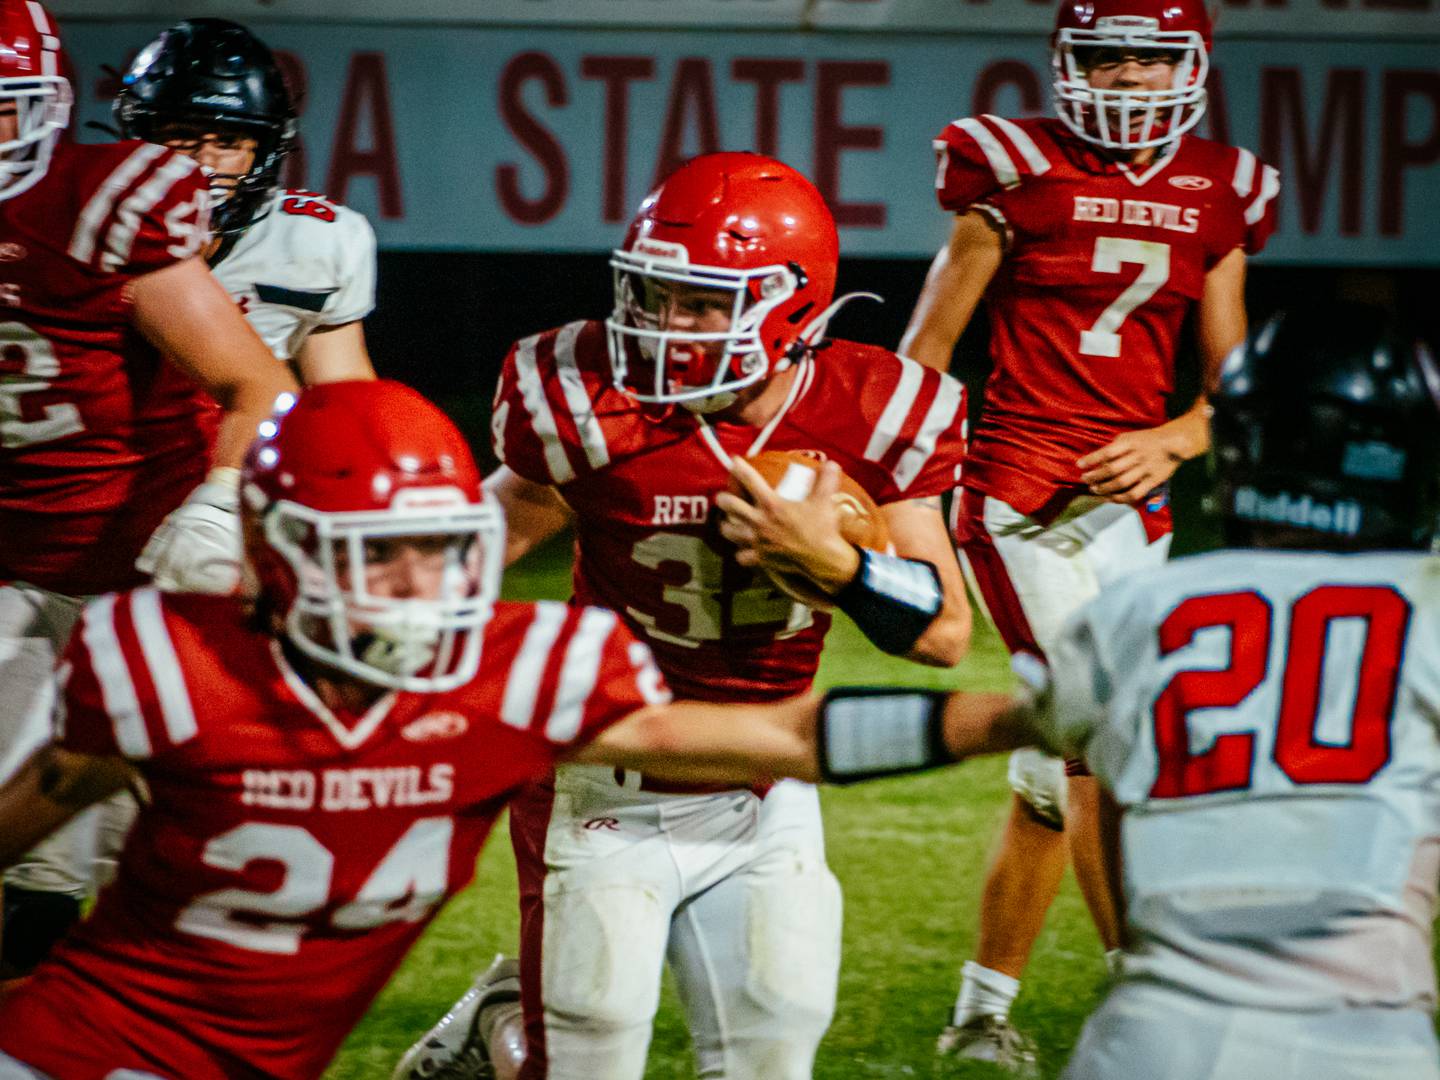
[724,450,890,610]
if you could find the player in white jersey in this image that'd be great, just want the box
[814,301,1440,1079]
[114,18,377,384]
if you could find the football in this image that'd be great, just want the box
[731,449,891,609]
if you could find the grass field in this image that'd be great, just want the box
[323,536,1111,1080]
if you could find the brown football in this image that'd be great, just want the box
[729,449,891,609]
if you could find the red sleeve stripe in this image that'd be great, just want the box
[932,138,949,191]
[863,354,926,467]
[500,602,569,730]
[68,143,168,268]
[129,589,198,745]
[893,374,964,493]
[512,332,577,484]
[952,118,1023,190]
[553,321,611,470]
[78,594,152,759]
[99,155,201,272]
[1231,147,1257,199]
[982,115,1052,178]
[1245,165,1281,226]
[544,607,618,744]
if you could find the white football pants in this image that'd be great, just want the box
[511,770,841,1080]
[1065,981,1440,1080]
[954,492,1170,822]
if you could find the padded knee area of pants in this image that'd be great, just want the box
[540,877,668,1031]
[740,854,841,1034]
[1008,748,1067,829]
[2,887,80,975]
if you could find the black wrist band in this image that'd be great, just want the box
[833,548,944,655]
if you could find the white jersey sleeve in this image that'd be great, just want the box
[211,190,377,361]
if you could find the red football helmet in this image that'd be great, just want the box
[606,152,839,412]
[1051,0,1211,152]
[242,380,503,693]
[0,0,71,201]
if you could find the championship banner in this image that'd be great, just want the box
[52,0,1440,37]
[64,23,1440,265]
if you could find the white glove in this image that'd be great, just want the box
[136,467,243,594]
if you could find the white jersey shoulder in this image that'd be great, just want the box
[211,189,377,361]
[1040,549,1440,1010]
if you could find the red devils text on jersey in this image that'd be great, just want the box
[493,319,967,702]
[0,139,218,595]
[933,115,1279,517]
[0,592,664,1080]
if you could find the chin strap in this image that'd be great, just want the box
[793,291,883,354]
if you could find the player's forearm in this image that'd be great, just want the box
[940,691,1035,759]
[581,697,822,785]
[483,467,575,567]
[1157,399,1213,462]
[0,747,129,868]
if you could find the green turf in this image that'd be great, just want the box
[324,535,1106,1079]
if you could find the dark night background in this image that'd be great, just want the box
[364,253,1440,553]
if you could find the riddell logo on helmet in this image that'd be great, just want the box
[191,93,244,108]
[631,239,689,264]
[1233,486,1363,537]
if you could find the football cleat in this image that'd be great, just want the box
[936,1014,1040,1078]
[391,954,522,1080]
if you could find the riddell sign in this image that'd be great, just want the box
[64,23,1440,265]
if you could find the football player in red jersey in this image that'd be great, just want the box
[899,0,1280,1068]
[395,153,971,1080]
[0,378,899,1080]
[0,0,297,976]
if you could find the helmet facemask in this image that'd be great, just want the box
[0,74,71,201]
[1053,19,1207,152]
[606,243,800,414]
[261,488,504,693]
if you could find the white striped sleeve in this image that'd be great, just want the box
[864,355,926,466]
[892,375,964,492]
[512,333,577,484]
[500,602,569,730]
[552,321,611,470]
[1245,164,1281,226]
[982,115,1051,177]
[77,594,153,759]
[69,143,168,267]
[99,154,200,272]
[128,589,197,746]
[953,118,1021,189]
[1231,147,1257,199]
[544,607,618,744]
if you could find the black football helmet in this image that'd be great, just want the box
[1210,302,1440,551]
[113,18,296,236]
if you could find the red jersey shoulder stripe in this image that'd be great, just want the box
[100,154,203,272]
[552,320,611,471]
[544,606,620,744]
[510,328,578,484]
[981,115,1053,179]
[68,143,169,268]
[893,373,964,492]
[1245,164,1281,226]
[24,1,60,75]
[862,357,965,492]
[947,115,1051,191]
[128,588,198,746]
[77,593,153,758]
[499,601,570,731]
